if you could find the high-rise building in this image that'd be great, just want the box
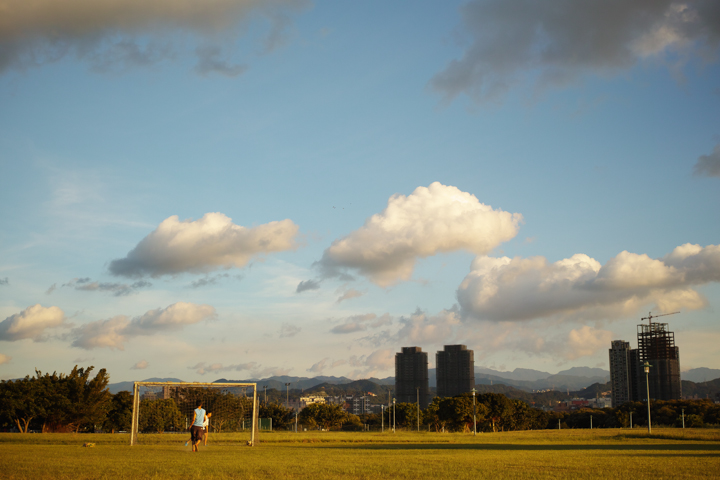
[609,321,682,405]
[609,340,633,407]
[636,322,682,401]
[395,347,429,408]
[436,344,474,398]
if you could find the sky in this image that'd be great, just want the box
[1,0,719,384]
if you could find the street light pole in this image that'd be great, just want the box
[417,388,420,432]
[263,385,268,406]
[381,405,384,433]
[682,408,685,429]
[393,398,396,433]
[644,362,652,434]
[471,388,477,436]
[630,411,633,429]
[285,383,291,410]
[590,415,593,430]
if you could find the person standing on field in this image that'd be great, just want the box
[203,412,212,446]
[188,401,207,452]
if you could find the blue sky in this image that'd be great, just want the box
[1,0,719,383]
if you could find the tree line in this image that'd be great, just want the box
[0,366,116,433]
[2,366,719,433]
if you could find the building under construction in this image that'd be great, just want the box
[636,322,682,401]
[609,317,682,405]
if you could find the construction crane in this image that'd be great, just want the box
[641,311,679,327]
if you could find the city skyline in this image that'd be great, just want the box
[1,1,719,383]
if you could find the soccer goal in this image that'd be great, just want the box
[129,381,259,446]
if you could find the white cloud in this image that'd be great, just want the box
[109,212,300,277]
[189,361,287,377]
[278,323,301,338]
[71,302,216,350]
[336,288,363,303]
[395,307,461,345]
[0,305,65,342]
[330,313,391,334]
[432,0,720,104]
[194,45,247,77]
[694,144,720,177]
[63,277,151,296]
[0,0,309,75]
[458,244,720,322]
[307,358,329,374]
[296,279,321,293]
[0,353,11,365]
[345,349,395,378]
[458,320,613,362]
[317,182,522,287]
[131,360,149,370]
[190,273,234,288]
[565,326,614,360]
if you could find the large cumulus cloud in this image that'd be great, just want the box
[71,302,216,349]
[0,305,65,341]
[109,212,299,277]
[432,0,720,103]
[316,182,522,287]
[0,0,308,75]
[458,243,720,321]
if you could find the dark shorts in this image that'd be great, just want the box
[191,425,203,443]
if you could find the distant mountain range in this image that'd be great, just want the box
[680,368,720,383]
[106,367,720,395]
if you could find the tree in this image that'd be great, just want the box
[104,391,133,433]
[260,402,294,430]
[35,366,112,432]
[298,403,351,431]
[138,398,184,433]
[477,393,514,432]
[394,402,419,430]
[423,397,448,432]
[0,377,44,433]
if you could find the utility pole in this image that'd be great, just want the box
[417,388,420,432]
[285,383,291,409]
[263,385,268,406]
[381,405,384,433]
[472,388,477,436]
[644,362,652,434]
[393,398,396,433]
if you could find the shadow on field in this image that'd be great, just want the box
[323,443,720,453]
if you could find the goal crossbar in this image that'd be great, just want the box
[130,381,258,446]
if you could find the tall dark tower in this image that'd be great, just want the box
[395,347,429,408]
[636,322,682,400]
[609,340,633,407]
[436,344,474,398]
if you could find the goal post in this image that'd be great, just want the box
[129,381,258,446]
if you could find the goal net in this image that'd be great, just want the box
[129,382,258,446]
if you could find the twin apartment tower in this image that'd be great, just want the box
[395,345,474,409]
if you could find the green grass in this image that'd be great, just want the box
[1,429,718,479]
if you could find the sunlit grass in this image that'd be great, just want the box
[1,429,719,479]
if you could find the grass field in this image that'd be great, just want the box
[1,429,718,479]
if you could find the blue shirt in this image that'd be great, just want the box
[193,408,206,427]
